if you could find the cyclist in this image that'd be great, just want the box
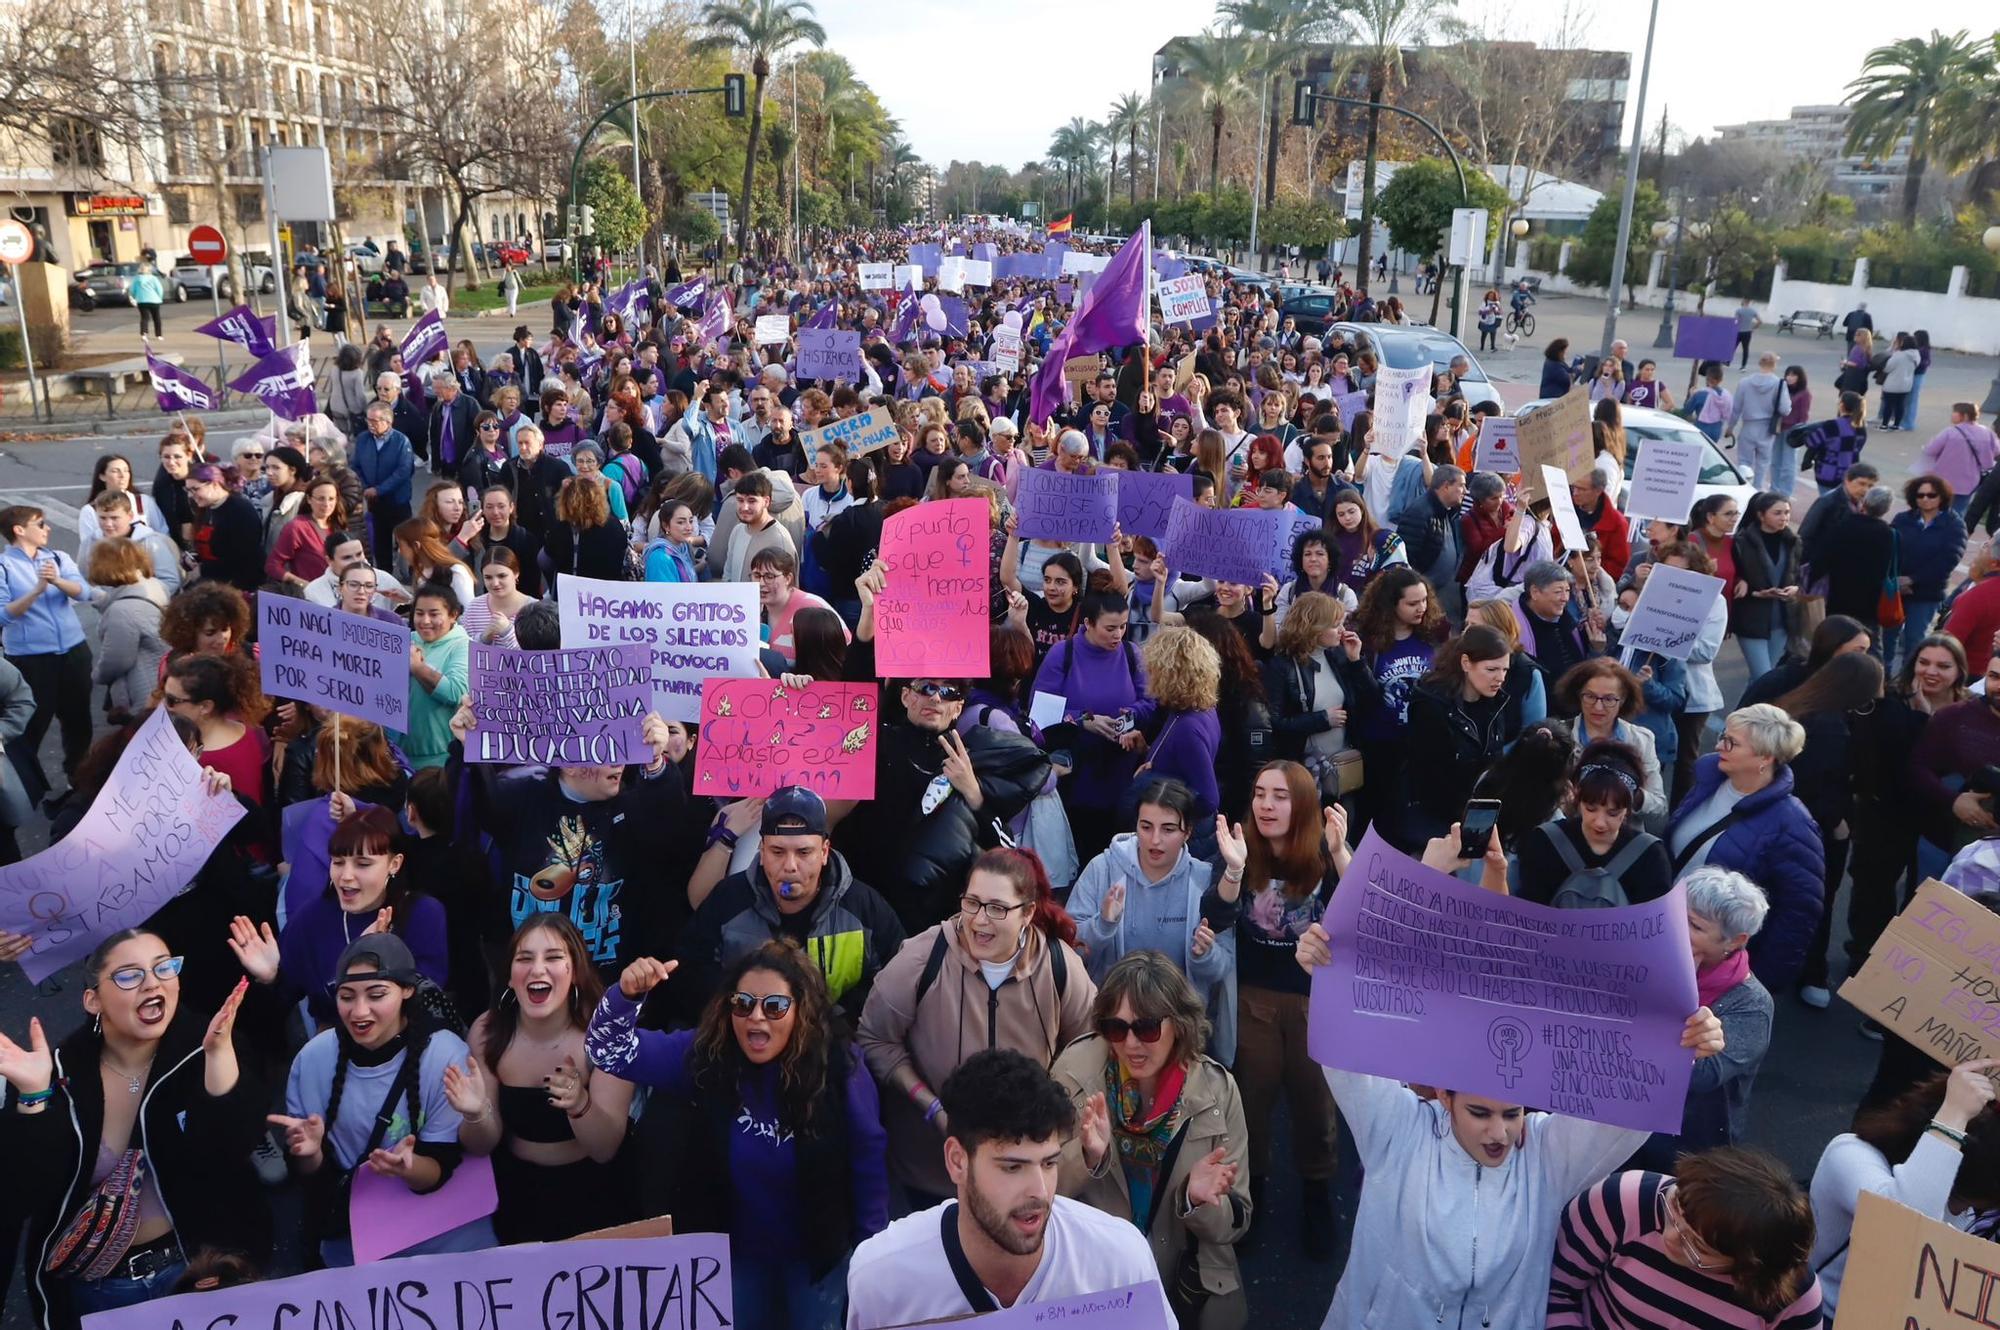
[1510,279,1537,318]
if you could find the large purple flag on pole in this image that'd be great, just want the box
[802,299,837,331]
[194,304,276,358]
[697,291,732,343]
[228,344,317,421]
[145,347,217,413]
[665,276,707,311]
[1029,222,1150,426]
[607,279,650,326]
[887,292,921,346]
[400,309,449,368]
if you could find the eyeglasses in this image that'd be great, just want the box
[1663,1191,1721,1271]
[1917,491,1941,501]
[97,956,184,990]
[960,894,1032,923]
[1097,1016,1166,1044]
[1715,734,1743,752]
[161,688,193,706]
[1580,691,1624,709]
[478,422,501,432]
[910,682,966,703]
[239,450,264,460]
[729,991,794,1020]
[342,580,377,592]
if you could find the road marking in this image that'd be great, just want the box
[0,491,85,533]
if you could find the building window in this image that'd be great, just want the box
[50,117,104,171]
[164,191,192,224]
[236,191,263,225]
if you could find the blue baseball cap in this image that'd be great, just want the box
[762,785,828,838]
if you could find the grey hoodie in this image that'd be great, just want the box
[91,579,169,710]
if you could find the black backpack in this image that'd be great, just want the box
[1542,824,1660,911]
[914,927,1068,1006]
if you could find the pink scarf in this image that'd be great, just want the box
[1696,948,1750,1010]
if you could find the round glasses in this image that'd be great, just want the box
[99,956,184,990]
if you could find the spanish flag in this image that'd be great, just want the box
[1046,213,1073,235]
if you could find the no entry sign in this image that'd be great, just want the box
[187,224,227,265]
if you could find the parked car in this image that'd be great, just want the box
[170,253,276,303]
[74,261,141,305]
[472,241,532,267]
[1518,399,1752,526]
[542,238,573,264]
[1325,322,1506,413]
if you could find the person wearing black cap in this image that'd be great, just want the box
[677,785,904,1022]
[270,934,488,1266]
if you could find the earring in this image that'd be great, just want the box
[91,1012,101,1035]
[499,988,517,1007]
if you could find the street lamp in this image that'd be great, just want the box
[1984,226,2000,419]
[1652,193,1688,350]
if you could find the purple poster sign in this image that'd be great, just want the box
[797,328,863,381]
[1161,497,1287,588]
[1113,471,1195,540]
[1015,468,1119,542]
[258,597,410,732]
[1308,829,1698,1132]
[1672,314,1739,363]
[909,242,942,275]
[1334,390,1372,429]
[467,643,651,766]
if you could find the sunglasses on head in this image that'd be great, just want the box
[99,956,184,990]
[910,682,965,703]
[730,992,794,1020]
[1097,1016,1165,1044]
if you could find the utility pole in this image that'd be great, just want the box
[1599,0,1658,361]
[628,0,641,272]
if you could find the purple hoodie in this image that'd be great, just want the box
[1030,634,1155,808]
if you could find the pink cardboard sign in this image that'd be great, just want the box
[695,679,879,799]
[875,498,991,679]
[349,1153,496,1264]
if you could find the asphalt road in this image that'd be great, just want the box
[0,292,1968,1327]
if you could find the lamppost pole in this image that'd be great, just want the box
[1653,191,1687,350]
[1984,227,2000,424]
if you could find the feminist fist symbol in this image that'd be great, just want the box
[1487,1017,1532,1089]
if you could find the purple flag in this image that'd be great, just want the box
[228,344,316,421]
[145,348,217,413]
[607,278,650,326]
[1030,222,1150,426]
[401,309,449,369]
[194,304,275,358]
[888,293,921,346]
[666,276,707,311]
[697,291,732,343]
[802,300,838,331]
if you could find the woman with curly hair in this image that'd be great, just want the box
[1133,627,1223,833]
[163,650,271,806]
[159,581,254,677]
[588,941,888,1324]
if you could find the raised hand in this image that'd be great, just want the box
[1186,1145,1238,1209]
[618,956,677,1000]
[441,1058,488,1119]
[1078,1091,1112,1170]
[267,1112,326,1160]
[640,713,673,766]
[1100,880,1126,925]
[1680,1007,1726,1060]
[939,730,981,802]
[449,697,476,745]
[328,789,357,822]
[0,930,32,965]
[226,915,281,985]
[362,906,393,937]
[203,977,248,1059]
[1295,921,1332,973]
[0,1017,52,1094]
[1191,917,1216,959]
[1214,816,1248,875]
[200,768,234,799]
[1939,1059,2000,1128]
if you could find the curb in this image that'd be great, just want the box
[0,408,273,442]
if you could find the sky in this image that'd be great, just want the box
[811,0,1976,175]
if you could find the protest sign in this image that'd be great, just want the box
[1161,497,1287,588]
[876,498,990,678]
[557,576,759,722]
[909,242,942,275]
[1062,250,1110,275]
[991,327,1022,373]
[1622,436,1704,523]
[796,328,862,382]
[858,262,894,290]
[259,597,410,732]
[1015,468,1119,542]
[1372,363,1430,456]
[1828,1191,1999,1330]
[78,1232,733,1330]
[695,679,878,799]
[351,1155,497,1264]
[1515,387,1594,502]
[753,313,790,345]
[1055,280,1074,306]
[802,405,899,456]
[466,643,651,767]
[1157,273,1211,325]
[937,255,967,293]
[1619,563,1726,661]
[1173,352,1198,393]
[1672,314,1738,364]
[1308,829,1698,1132]
[1473,417,1519,474]
[1029,690,1067,731]
[1333,389,1371,430]
[1840,878,2000,1068]
[0,706,245,983]
[1272,507,1325,578]
[894,263,921,290]
[962,257,993,287]
[1114,471,1195,540]
[1542,465,1588,553]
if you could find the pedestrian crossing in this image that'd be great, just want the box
[0,488,86,534]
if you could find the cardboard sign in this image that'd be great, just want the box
[1829,1191,2000,1330]
[1672,314,1739,364]
[1172,352,1197,393]
[875,498,991,678]
[259,597,410,732]
[1308,830,1698,1132]
[78,1234,733,1330]
[350,1154,496,1265]
[1543,465,1589,554]
[894,263,921,290]
[1015,468,1119,542]
[1623,436,1704,524]
[802,405,899,456]
[1114,471,1195,540]
[753,313,791,345]
[858,262,894,290]
[1157,273,1210,325]
[556,575,759,722]
[1840,878,2000,1068]
[695,679,878,799]
[796,328,862,382]
[1161,497,1287,588]
[466,644,651,767]
[1473,417,1519,474]
[1619,563,1726,662]
[1063,357,1104,385]
[991,327,1022,373]
[937,255,967,293]
[1516,387,1595,503]
[1334,389,1371,430]
[1372,362,1430,456]
[0,706,245,984]
[962,257,993,287]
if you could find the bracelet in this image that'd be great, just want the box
[15,1087,53,1107]
[566,1093,592,1120]
[1221,866,1244,882]
[922,1098,943,1123]
[1928,1119,1969,1145]
[907,1079,931,1105]
[705,822,739,852]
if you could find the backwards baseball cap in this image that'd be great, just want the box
[762,785,829,838]
[331,934,421,989]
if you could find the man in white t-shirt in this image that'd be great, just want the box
[845,1050,1171,1330]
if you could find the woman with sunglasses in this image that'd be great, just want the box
[456,411,511,501]
[587,941,887,1328]
[858,847,1096,1208]
[1053,951,1250,1330]
[1,930,264,1328]
[444,916,633,1243]
[1549,1147,1823,1329]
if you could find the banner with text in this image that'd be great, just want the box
[467,644,651,767]
[1516,387,1595,503]
[796,329,862,382]
[1015,468,1119,542]
[696,679,878,799]
[1114,471,1195,541]
[1618,563,1725,662]
[1161,497,1287,588]
[259,598,410,732]
[1622,437,1704,524]
[803,406,900,457]
[876,498,991,678]
[1840,878,2000,1069]
[557,576,758,723]
[1829,1192,1997,1330]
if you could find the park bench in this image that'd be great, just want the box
[1777,310,1837,338]
[63,354,184,418]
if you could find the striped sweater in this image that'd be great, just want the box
[1549,1171,1824,1330]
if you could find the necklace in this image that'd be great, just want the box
[104,1055,154,1096]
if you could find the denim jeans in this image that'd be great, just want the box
[1897,601,1943,671]
[1907,371,1927,427]
[731,1254,849,1330]
[1739,628,1789,680]
[1768,436,1800,501]
[67,1257,188,1316]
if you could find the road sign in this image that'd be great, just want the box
[1448,208,1489,267]
[187,224,227,265]
[0,221,33,265]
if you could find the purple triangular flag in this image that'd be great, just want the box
[146,347,217,413]
[666,276,707,311]
[697,291,732,343]
[401,309,449,369]
[194,304,276,358]
[228,344,316,421]
[803,300,837,331]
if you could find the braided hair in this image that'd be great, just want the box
[322,985,437,1168]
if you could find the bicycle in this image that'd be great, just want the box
[1505,307,1537,338]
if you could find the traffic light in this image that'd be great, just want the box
[723,74,746,118]
[579,204,596,234]
[1292,80,1318,127]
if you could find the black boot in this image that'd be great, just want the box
[1301,1177,1334,1259]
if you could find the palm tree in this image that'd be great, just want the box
[1106,92,1147,207]
[1049,118,1101,210]
[691,0,827,255]
[1846,29,1984,226]
[1326,0,1458,282]
[798,51,875,196]
[1162,29,1257,198]
[1220,0,1334,210]
[1929,33,2000,204]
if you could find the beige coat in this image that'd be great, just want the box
[858,919,1096,1197]
[1052,1037,1252,1330]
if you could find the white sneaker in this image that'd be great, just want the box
[1800,985,1831,1009]
[251,1131,288,1186]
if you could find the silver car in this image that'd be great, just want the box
[75,261,140,305]
[1330,322,1505,413]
